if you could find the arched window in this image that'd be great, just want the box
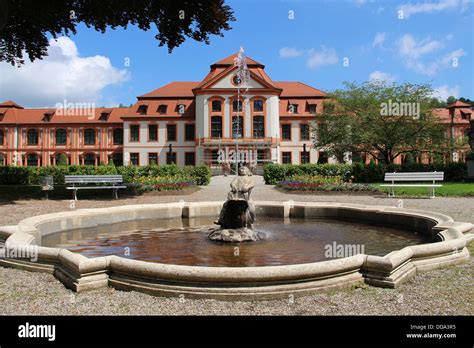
[112,153,123,166]
[27,129,38,145]
[232,115,243,139]
[84,153,95,165]
[0,130,4,145]
[253,116,264,138]
[55,129,67,145]
[55,153,68,165]
[0,153,4,166]
[211,116,222,138]
[27,153,38,166]
[113,128,123,145]
[84,129,95,145]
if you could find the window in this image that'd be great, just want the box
[185,152,195,166]
[211,149,219,165]
[55,129,67,145]
[318,151,328,164]
[232,115,243,138]
[130,125,140,142]
[177,104,186,114]
[185,124,195,141]
[254,100,264,112]
[113,128,123,145]
[27,153,38,166]
[300,124,310,141]
[211,116,222,138]
[300,151,310,164]
[233,100,243,112]
[288,104,298,114]
[84,128,95,145]
[84,153,95,165]
[0,130,4,145]
[148,124,158,141]
[137,105,148,115]
[308,104,317,114]
[0,153,4,166]
[281,124,291,141]
[167,124,177,141]
[211,100,222,112]
[99,112,110,121]
[27,129,38,145]
[253,116,265,138]
[257,149,266,162]
[282,152,292,164]
[130,153,139,166]
[55,153,68,165]
[158,105,167,114]
[148,153,158,165]
[166,152,177,164]
[112,153,123,166]
[232,75,242,86]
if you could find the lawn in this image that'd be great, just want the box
[375,182,474,197]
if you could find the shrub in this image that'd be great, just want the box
[0,164,211,186]
[57,153,68,166]
[264,162,468,184]
[133,175,196,191]
[277,174,377,192]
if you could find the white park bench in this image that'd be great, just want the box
[380,172,444,198]
[65,175,126,200]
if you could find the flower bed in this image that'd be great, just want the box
[277,175,378,192]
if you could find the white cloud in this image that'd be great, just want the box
[372,32,386,48]
[433,85,460,100]
[395,34,465,76]
[306,46,338,69]
[279,47,305,58]
[369,71,396,83]
[397,34,444,60]
[0,37,129,107]
[399,0,460,18]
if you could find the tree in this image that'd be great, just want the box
[446,96,457,105]
[57,153,68,165]
[0,0,235,66]
[313,81,457,164]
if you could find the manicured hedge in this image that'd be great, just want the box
[264,162,467,184]
[0,164,211,186]
[263,163,352,185]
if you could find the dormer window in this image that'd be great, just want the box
[288,103,298,114]
[99,110,111,121]
[137,105,148,115]
[158,105,167,114]
[177,104,186,114]
[308,104,317,114]
[42,111,54,122]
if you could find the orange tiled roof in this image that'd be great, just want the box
[138,82,199,98]
[211,53,264,67]
[275,82,327,97]
[447,100,472,108]
[127,99,195,117]
[0,103,130,124]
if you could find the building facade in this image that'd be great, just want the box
[0,54,471,168]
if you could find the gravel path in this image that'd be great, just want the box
[0,176,473,315]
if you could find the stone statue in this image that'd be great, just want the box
[209,166,263,242]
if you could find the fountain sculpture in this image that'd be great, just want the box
[208,166,264,242]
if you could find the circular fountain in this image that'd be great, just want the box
[0,199,472,300]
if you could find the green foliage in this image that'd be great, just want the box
[0,164,211,186]
[263,163,352,185]
[313,81,452,164]
[57,153,68,165]
[264,163,467,184]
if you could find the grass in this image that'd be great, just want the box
[374,182,474,197]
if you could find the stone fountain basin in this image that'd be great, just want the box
[0,201,472,300]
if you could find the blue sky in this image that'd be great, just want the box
[1,0,473,107]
